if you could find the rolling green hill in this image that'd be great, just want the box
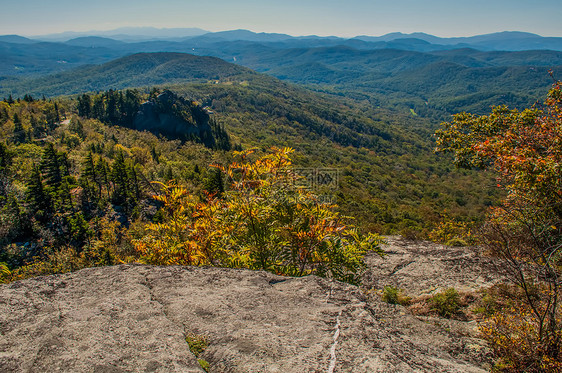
[4,42,561,119]
[235,46,562,116]
[0,53,257,97]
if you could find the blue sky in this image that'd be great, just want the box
[1,0,559,37]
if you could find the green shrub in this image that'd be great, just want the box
[445,237,468,247]
[429,219,475,246]
[399,227,422,241]
[472,290,500,317]
[186,333,210,371]
[186,333,208,357]
[382,285,411,306]
[429,288,461,317]
[198,359,210,372]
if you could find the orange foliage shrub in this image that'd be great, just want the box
[436,80,562,371]
[134,147,384,284]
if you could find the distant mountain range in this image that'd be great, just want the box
[354,31,562,51]
[1,29,561,78]
[1,29,561,118]
[7,28,561,50]
[28,27,209,42]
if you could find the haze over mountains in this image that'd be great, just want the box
[11,28,562,50]
[2,29,562,78]
[30,27,209,43]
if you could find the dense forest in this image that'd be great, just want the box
[0,82,497,279]
[0,91,230,277]
[0,51,502,235]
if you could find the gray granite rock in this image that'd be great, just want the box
[362,236,504,295]
[0,262,490,372]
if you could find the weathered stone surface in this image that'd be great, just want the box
[0,239,497,372]
[0,265,201,373]
[363,236,503,295]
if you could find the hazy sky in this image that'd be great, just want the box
[1,0,559,38]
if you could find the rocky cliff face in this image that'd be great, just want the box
[0,238,501,372]
[133,90,212,143]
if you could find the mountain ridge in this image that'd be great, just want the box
[2,48,560,118]
[4,29,562,50]
[0,52,256,97]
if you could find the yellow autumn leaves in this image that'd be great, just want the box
[134,147,383,284]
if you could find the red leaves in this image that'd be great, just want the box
[436,82,562,209]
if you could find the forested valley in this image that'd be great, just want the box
[0,75,500,281]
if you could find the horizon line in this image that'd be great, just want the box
[8,27,555,40]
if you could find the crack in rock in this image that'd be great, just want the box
[143,273,172,319]
[389,260,414,276]
[142,272,208,372]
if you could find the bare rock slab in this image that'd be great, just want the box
[1,264,488,372]
[363,236,503,295]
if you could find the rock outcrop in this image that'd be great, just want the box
[132,90,213,145]
[0,239,499,372]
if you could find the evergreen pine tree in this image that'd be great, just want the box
[0,107,8,124]
[204,167,224,197]
[106,90,119,124]
[92,95,105,120]
[12,113,26,143]
[111,152,129,205]
[69,118,85,139]
[0,143,12,202]
[2,194,32,240]
[77,94,92,118]
[0,142,12,175]
[41,143,62,190]
[44,104,58,128]
[53,102,61,123]
[95,157,111,199]
[68,211,91,247]
[26,165,52,220]
[56,178,74,213]
[81,152,99,199]
[150,146,159,163]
